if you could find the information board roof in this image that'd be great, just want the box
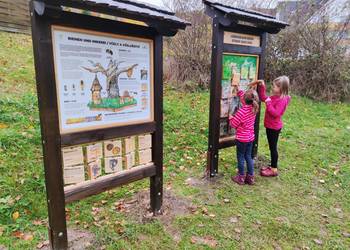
[34,0,190,34]
[203,0,288,33]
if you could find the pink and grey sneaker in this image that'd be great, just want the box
[260,167,278,177]
[260,166,271,173]
[231,174,245,185]
[245,174,255,185]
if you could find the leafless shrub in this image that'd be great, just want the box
[265,1,350,102]
[163,0,350,101]
[163,0,211,91]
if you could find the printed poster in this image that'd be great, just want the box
[222,53,259,93]
[220,53,259,137]
[52,26,154,134]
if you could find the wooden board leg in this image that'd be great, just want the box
[150,175,162,214]
[207,149,219,178]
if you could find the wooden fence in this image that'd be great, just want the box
[0,0,30,34]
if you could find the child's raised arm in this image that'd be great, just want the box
[257,80,268,102]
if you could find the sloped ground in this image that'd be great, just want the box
[0,32,349,249]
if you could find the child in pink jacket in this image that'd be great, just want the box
[229,89,260,185]
[258,76,291,177]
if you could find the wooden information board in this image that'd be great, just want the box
[203,0,288,177]
[30,0,188,248]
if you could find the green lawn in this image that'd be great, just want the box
[0,32,349,249]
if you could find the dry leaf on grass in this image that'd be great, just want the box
[342,232,350,238]
[12,211,20,221]
[37,240,49,249]
[12,231,34,241]
[313,239,323,245]
[230,217,238,223]
[0,123,8,129]
[191,236,217,248]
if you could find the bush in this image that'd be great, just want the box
[266,10,350,102]
[163,0,211,91]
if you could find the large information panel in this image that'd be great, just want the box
[52,26,154,134]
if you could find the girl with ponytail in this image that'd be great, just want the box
[229,88,260,185]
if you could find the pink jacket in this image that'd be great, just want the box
[229,91,256,142]
[258,84,291,130]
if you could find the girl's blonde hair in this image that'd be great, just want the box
[273,75,290,96]
[244,89,260,114]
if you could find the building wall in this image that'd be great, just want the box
[0,0,30,34]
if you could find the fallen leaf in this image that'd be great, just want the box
[313,239,323,245]
[275,217,289,224]
[23,233,34,241]
[234,228,241,234]
[223,199,230,203]
[342,232,350,238]
[274,245,282,250]
[255,220,262,225]
[0,123,8,129]
[0,227,4,236]
[335,208,342,213]
[32,219,44,226]
[190,236,217,248]
[12,211,20,221]
[230,217,238,223]
[12,231,24,239]
[209,213,216,218]
[319,179,325,184]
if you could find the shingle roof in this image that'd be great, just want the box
[37,0,190,30]
[203,0,288,33]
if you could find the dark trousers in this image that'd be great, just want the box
[266,128,281,168]
[236,141,254,175]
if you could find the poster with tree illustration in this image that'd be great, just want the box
[220,53,259,137]
[52,26,153,134]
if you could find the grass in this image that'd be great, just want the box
[0,31,350,249]
[88,97,137,110]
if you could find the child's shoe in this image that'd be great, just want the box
[231,174,245,185]
[260,166,269,172]
[245,174,255,185]
[260,167,278,177]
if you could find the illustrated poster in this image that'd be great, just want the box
[220,53,259,137]
[52,26,154,134]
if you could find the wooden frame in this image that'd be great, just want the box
[29,0,186,248]
[51,25,155,135]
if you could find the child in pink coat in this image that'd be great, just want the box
[258,76,291,177]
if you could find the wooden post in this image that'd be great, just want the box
[206,18,224,177]
[150,34,163,213]
[252,32,267,158]
[30,2,68,249]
